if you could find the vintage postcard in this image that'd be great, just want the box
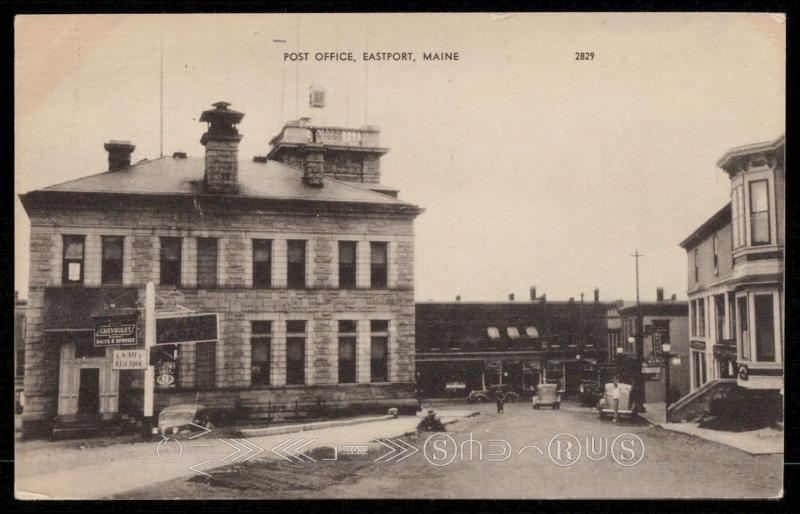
[14,12,785,499]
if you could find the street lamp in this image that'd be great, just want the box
[662,342,672,422]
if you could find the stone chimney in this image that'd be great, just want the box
[508,293,515,302]
[302,146,325,188]
[671,294,677,301]
[530,286,536,301]
[199,101,244,194]
[594,288,600,303]
[104,140,135,171]
[657,287,665,302]
[456,295,461,302]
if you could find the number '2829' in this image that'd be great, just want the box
[575,52,595,60]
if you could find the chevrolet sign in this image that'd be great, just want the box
[94,315,138,347]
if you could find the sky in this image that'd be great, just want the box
[14,13,785,302]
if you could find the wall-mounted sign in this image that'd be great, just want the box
[690,340,706,351]
[737,363,749,381]
[112,349,148,370]
[94,315,138,347]
[155,313,218,345]
[156,373,176,386]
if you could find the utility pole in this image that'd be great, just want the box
[631,249,642,305]
[630,250,645,409]
[159,36,164,158]
[144,281,156,433]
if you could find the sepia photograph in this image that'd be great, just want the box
[12,12,785,500]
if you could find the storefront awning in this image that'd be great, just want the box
[44,287,138,331]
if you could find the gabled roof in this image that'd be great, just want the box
[679,203,731,250]
[34,156,410,205]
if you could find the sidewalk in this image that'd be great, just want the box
[639,403,782,455]
[16,409,476,499]
[660,422,783,455]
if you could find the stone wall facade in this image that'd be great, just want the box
[22,201,417,436]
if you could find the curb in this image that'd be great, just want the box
[239,414,394,438]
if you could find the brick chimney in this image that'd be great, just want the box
[508,293,515,302]
[594,288,600,303]
[104,140,135,171]
[657,287,665,302]
[199,101,244,193]
[530,286,536,301]
[671,294,677,301]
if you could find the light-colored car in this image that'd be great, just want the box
[158,404,213,435]
[597,383,637,419]
[531,383,561,410]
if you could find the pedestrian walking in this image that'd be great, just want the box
[495,387,506,414]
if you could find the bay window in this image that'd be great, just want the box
[749,180,770,245]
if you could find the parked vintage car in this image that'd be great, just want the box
[158,404,214,435]
[531,383,561,409]
[467,384,520,403]
[597,382,637,420]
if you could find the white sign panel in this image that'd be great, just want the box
[112,349,148,370]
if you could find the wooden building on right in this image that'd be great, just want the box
[676,135,783,422]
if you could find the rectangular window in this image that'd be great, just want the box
[698,299,706,337]
[287,240,307,289]
[62,235,85,285]
[197,238,218,288]
[252,239,272,288]
[338,241,357,289]
[728,293,737,344]
[754,294,775,362]
[251,321,272,386]
[338,320,358,384]
[286,320,306,385]
[160,237,182,286]
[370,320,389,382]
[690,301,696,337]
[693,351,707,389]
[712,235,719,274]
[370,242,388,289]
[737,185,746,247]
[749,180,770,245]
[738,296,750,361]
[101,236,124,284]
[15,348,25,378]
[731,188,740,249]
[694,249,699,283]
[715,295,725,343]
[195,341,216,388]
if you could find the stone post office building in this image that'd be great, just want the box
[19,102,423,437]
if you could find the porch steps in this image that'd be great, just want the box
[666,379,737,423]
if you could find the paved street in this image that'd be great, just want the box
[116,402,782,499]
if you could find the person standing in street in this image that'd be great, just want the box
[611,377,621,422]
[495,387,506,414]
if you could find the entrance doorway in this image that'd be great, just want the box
[78,368,100,415]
